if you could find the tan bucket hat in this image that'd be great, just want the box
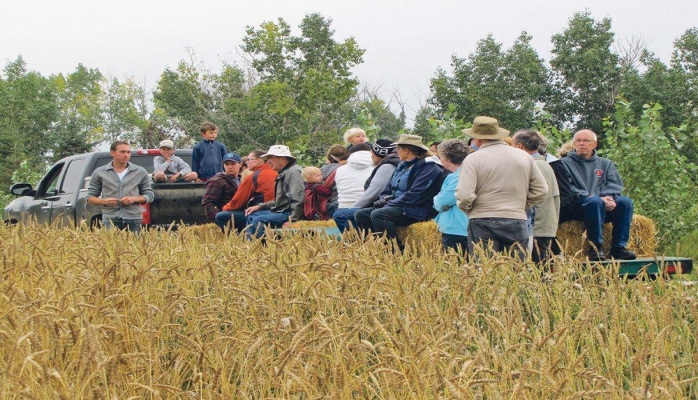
[462,116,510,139]
[261,144,296,160]
[393,134,430,152]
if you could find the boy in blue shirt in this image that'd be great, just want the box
[192,122,227,181]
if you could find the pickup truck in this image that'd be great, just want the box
[3,149,209,228]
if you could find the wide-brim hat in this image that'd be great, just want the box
[261,145,296,160]
[462,116,510,139]
[393,134,430,152]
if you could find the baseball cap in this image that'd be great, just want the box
[158,139,175,149]
[222,153,241,163]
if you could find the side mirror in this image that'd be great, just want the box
[9,183,33,197]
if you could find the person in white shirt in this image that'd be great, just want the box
[334,143,374,209]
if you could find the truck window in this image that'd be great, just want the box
[60,158,89,194]
[38,163,65,197]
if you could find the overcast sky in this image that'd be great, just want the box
[2,0,696,126]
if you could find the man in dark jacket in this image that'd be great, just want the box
[202,153,241,222]
[559,129,636,261]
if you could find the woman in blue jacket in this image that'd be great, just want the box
[433,139,471,254]
[354,134,444,252]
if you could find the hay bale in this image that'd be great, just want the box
[287,220,338,229]
[276,219,341,239]
[556,214,657,259]
[397,220,442,252]
[176,223,224,240]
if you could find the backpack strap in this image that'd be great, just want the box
[251,170,262,191]
[323,168,338,189]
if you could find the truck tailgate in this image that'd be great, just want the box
[149,182,208,226]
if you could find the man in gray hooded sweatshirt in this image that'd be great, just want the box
[559,129,636,261]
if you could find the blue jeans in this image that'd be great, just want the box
[561,195,633,247]
[215,210,247,233]
[245,210,291,239]
[333,207,359,233]
[103,217,142,232]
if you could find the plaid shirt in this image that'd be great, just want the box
[202,172,239,221]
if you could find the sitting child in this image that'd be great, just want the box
[302,166,336,220]
[153,140,198,182]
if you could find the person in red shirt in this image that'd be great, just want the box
[215,150,277,233]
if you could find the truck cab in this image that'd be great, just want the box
[4,149,205,228]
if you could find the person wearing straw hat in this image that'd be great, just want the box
[244,145,305,239]
[456,116,548,259]
[354,134,445,252]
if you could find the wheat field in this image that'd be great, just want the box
[1,223,696,399]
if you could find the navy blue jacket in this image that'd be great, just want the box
[384,158,444,221]
[192,140,228,180]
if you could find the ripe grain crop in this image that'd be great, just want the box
[1,223,696,398]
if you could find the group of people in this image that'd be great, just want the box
[86,117,637,262]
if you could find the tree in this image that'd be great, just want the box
[0,56,58,189]
[603,101,697,246]
[549,11,621,136]
[47,64,104,160]
[240,13,365,159]
[101,76,150,146]
[429,32,551,131]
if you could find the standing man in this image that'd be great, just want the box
[86,141,154,232]
[202,153,241,222]
[559,129,636,261]
[244,145,305,239]
[456,116,548,259]
[512,130,560,263]
[215,150,278,233]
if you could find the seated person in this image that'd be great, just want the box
[244,145,305,239]
[558,129,636,261]
[334,143,373,209]
[343,127,368,149]
[215,150,277,233]
[333,139,399,233]
[302,166,335,220]
[354,134,444,252]
[152,140,197,182]
[202,153,241,222]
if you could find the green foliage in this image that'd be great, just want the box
[0,56,58,190]
[429,32,550,132]
[549,11,620,136]
[232,13,371,161]
[425,103,468,143]
[48,64,105,159]
[603,101,698,247]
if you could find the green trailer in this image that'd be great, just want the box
[593,256,693,278]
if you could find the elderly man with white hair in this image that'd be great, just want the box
[244,145,305,239]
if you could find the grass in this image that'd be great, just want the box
[0,222,697,398]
